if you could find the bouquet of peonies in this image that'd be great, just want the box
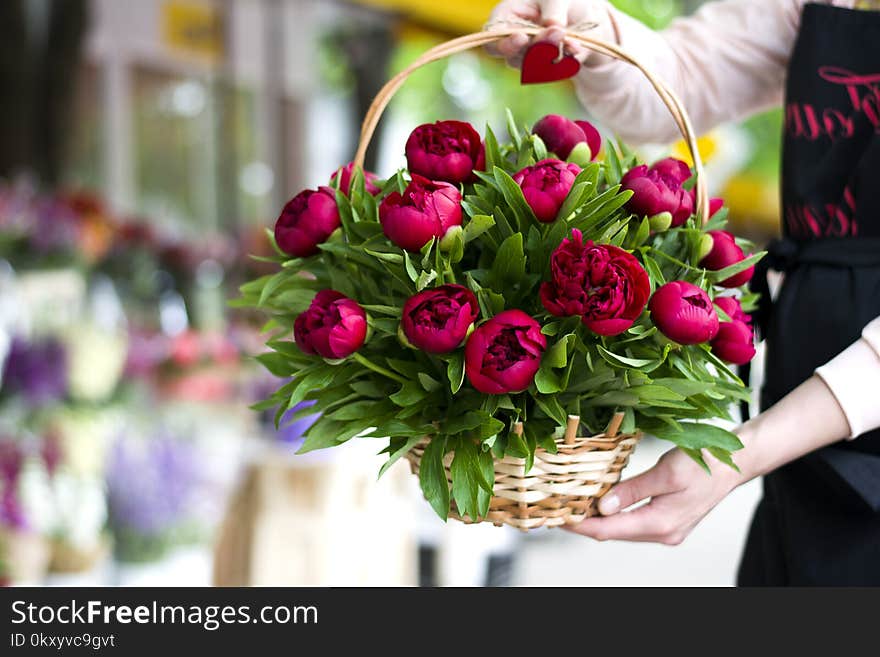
[241,111,763,525]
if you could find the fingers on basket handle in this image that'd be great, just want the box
[605,412,626,439]
[564,415,580,445]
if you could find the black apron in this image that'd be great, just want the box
[737,3,880,586]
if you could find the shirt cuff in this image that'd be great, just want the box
[815,329,880,440]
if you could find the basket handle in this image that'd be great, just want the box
[353,26,710,224]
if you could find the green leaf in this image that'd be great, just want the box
[534,394,567,426]
[531,134,548,160]
[649,378,714,397]
[361,304,402,317]
[506,108,523,149]
[255,352,296,377]
[680,447,711,474]
[451,440,494,521]
[535,366,562,394]
[403,251,419,282]
[641,253,666,288]
[415,270,437,291]
[420,437,450,520]
[463,214,496,243]
[443,411,486,435]
[650,422,744,452]
[488,232,526,292]
[707,251,766,284]
[545,334,573,369]
[484,124,503,171]
[629,385,686,403]
[418,372,442,392]
[596,345,663,371]
[447,352,466,394]
[364,248,404,264]
[378,436,423,479]
[604,143,623,184]
[390,381,428,407]
[494,166,537,227]
[707,446,741,473]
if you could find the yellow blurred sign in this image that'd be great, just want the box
[162,1,224,62]
[352,0,498,34]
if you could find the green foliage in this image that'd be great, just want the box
[240,112,763,523]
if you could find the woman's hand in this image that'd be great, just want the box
[566,446,744,545]
[566,374,855,545]
[486,0,617,67]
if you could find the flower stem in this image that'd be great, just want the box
[352,352,407,384]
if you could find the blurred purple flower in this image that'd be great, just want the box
[106,432,202,536]
[277,402,320,448]
[2,337,68,405]
[0,440,26,530]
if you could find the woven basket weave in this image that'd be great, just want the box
[406,413,641,530]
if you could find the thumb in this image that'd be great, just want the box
[541,0,571,27]
[597,464,670,516]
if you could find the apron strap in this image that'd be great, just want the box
[741,237,880,421]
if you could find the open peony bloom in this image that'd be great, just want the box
[379,174,462,252]
[274,187,340,258]
[294,290,367,359]
[621,157,695,227]
[700,230,754,288]
[711,296,756,365]
[401,284,479,354]
[405,120,483,185]
[331,162,381,196]
[513,158,581,223]
[465,310,546,395]
[532,115,602,162]
[540,229,650,336]
[649,281,720,345]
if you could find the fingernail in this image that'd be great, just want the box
[599,494,620,516]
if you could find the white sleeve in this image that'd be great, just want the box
[574,0,854,145]
[815,317,880,439]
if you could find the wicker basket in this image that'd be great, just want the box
[406,413,640,530]
[355,26,708,530]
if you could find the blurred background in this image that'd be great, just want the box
[0,0,778,587]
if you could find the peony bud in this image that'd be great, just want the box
[649,281,720,345]
[439,225,463,252]
[649,212,673,233]
[567,141,593,167]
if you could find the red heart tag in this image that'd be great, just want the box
[521,41,581,85]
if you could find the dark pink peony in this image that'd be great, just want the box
[540,230,650,336]
[714,296,749,324]
[294,290,367,359]
[401,285,479,354]
[621,157,695,227]
[379,174,462,252]
[513,158,581,223]
[711,319,756,365]
[710,296,755,365]
[405,120,483,185]
[331,162,380,196]
[700,230,754,288]
[464,310,546,395]
[274,187,340,258]
[649,281,720,345]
